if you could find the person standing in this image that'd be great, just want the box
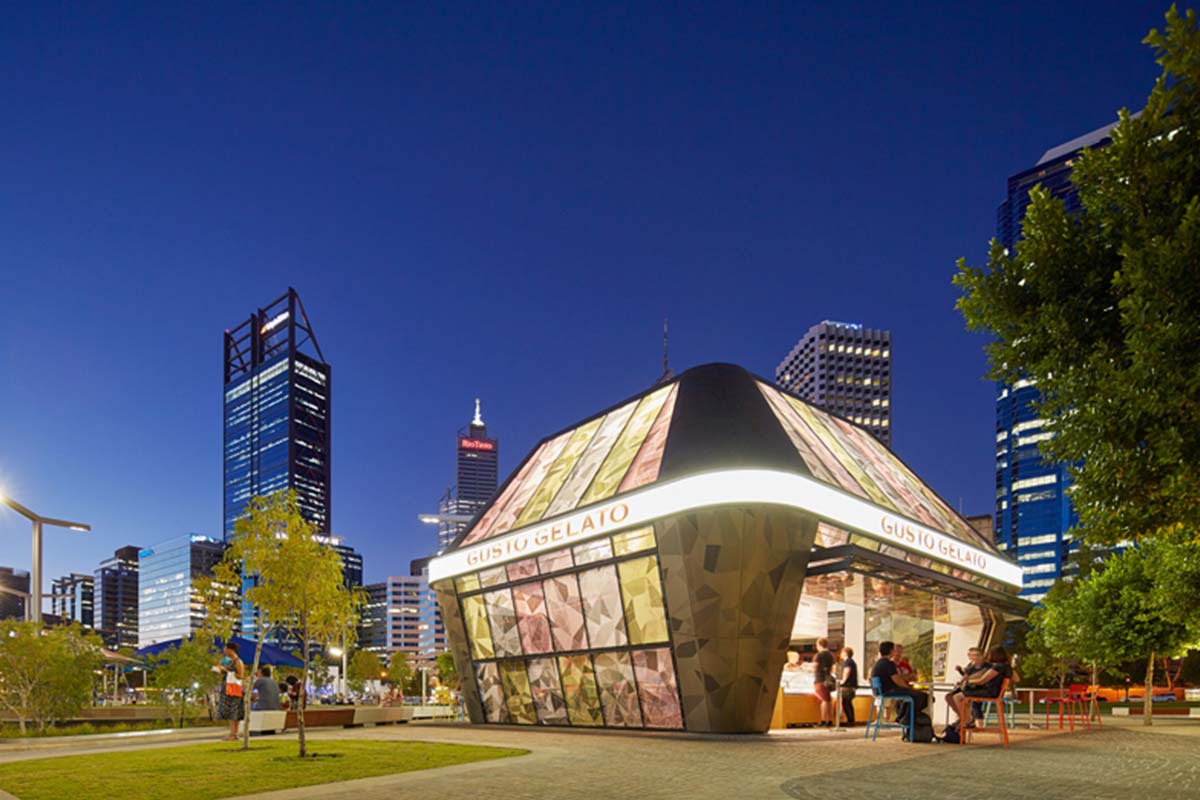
[215,642,245,741]
[839,646,859,727]
[813,638,837,727]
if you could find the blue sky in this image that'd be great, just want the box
[0,1,1169,586]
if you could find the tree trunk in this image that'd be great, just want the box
[1143,650,1155,727]
[1090,661,1099,722]
[242,624,268,751]
[297,632,309,758]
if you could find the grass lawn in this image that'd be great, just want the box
[0,739,527,800]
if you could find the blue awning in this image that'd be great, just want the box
[136,636,304,668]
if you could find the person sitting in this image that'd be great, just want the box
[946,646,1013,728]
[251,665,281,711]
[945,647,987,727]
[870,641,928,729]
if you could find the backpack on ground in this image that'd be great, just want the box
[904,711,935,743]
[941,724,961,744]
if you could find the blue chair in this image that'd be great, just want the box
[981,697,1017,728]
[865,676,914,741]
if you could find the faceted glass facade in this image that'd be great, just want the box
[456,525,683,729]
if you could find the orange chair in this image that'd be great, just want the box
[1044,683,1087,731]
[960,678,1011,748]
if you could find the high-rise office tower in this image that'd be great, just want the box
[775,321,892,447]
[50,573,94,628]
[993,119,1119,601]
[94,545,140,648]
[426,400,500,553]
[137,534,230,648]
[223,288,331,540]
[358,582,388,655]
[241,534,362,641]
[0,567,30,620]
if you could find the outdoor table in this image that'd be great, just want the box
[1016,687,1052,729]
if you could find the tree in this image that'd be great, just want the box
[150,634,217,727]
[243,507,361,758]
[0,622,104,734]
[346,650,382,698]
[955,6,1200,549]
[387,650,413,696]
[435,651,459,691]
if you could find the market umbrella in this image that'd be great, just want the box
[136,636,303,667]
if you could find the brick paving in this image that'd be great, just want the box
[2,717,1197,800]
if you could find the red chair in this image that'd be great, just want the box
[1044,683,1087,731]
[960,678,1011,748]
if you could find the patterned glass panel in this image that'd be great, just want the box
[474,662,508,723]
[513,418,604,527]
[593,651,643,727]
[512,581,553,654]
[544,400,639,516]
[463,436,556,545]
[578,565,628,649]
[558,654,604,726]
[618,383,678,492]
[485,430,575,539]
[579,385,673,505]
[506,558,538,582]
[537,548,573,574]
[544,574,589,652]
[483,589,522,657]
[461,594,494,659]
[527,657,569,725]
[479,566,507,588]
[498,660,537,724]
[455,573,480,593]
[617,555,669,645]
[612,526,656,556]
[573,537,613,565]
[632,648,684,729]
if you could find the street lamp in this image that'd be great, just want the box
[0,492,90,623]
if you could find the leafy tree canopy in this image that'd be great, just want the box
[955,5,1200,547]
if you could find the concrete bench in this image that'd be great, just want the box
[346,706,413,727]
[248,710,287,735]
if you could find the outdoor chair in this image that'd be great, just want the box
[865,676,913,742]
[981,696,1017,729]
[1044,683,1088,731]
[959,678,1011,748]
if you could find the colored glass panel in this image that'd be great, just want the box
[578,565,628,649]
[545,400,639,517]
[619,383,678,493]
[612,526,656,556]
[537,548,573,574]
[617,555,669,645]
[573,537,613,565]
[632,648,683,729]
[512,581,553,654]
[513,418,604,527]
[756,383,859,493]
[483,589,522,657]
[475,662,508,723]
[544,574,589,651]
[461,594,494,660]
[506,558,538,582]
[463,437,554,545]
[486,430,574,540]
[498,660,537,724]
[455,573,480,593]
[593,651,642,727]
[527,657,569,725]
[478,566,507,588]
[558,654,604,726]
[579,385,673,505]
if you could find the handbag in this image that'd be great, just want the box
[225,667,244,698]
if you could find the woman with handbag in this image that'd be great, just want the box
[215,642,246,741]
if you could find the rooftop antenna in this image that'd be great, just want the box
[473,397,484,427]
[658,317,674,383]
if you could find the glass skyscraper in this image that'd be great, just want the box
[994,119,1118,601]
[94,546,140,648]
[137,535,229,648]
[223,287,331,540]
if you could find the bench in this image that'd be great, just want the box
[247,710,287,735]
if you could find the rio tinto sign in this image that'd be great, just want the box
[428,468,1022,587]
[459,438,496,452]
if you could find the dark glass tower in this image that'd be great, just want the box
[457,399,499,504]
[994,119,1117,600]
[94,546,140,648]
[223,288,331,539]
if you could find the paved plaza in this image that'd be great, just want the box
[1,717,1198,800]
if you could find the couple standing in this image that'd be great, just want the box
[812,638,859,727]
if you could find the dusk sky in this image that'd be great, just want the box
[0,2,1169,586]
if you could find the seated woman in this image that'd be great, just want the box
[945,647,1013,728]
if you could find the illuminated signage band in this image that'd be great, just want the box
[459,438,496,452]
[427,468,1022,588]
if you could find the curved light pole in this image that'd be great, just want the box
[1,493,90,623]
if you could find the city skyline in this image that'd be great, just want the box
[0,2,1168,592]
